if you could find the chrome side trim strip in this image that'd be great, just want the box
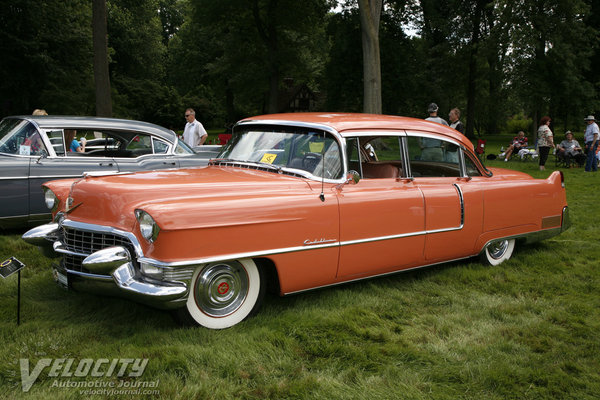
[138,241,341,268]
[340,231,425,246]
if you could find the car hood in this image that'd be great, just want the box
[52,166,316,231]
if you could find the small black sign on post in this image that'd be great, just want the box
[1,257,26,325]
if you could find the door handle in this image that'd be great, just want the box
[163,161,177,166]
[100,162,114,167]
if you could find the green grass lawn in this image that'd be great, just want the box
[0,141,599,399]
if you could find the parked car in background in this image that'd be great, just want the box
[23,113,570,329]
[0,116,220,228]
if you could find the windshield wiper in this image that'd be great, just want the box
[211,158,284,173]
[253,161,282,173]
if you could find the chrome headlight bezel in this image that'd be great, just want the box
[43,188,58,211]
[135,209,160,243]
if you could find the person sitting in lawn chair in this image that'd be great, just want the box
[556,131,585,167]
[504,131,528,161]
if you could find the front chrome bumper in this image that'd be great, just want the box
[23,223,193,309]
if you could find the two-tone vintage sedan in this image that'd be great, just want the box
[0,115,220,228]
[23,113,570,329]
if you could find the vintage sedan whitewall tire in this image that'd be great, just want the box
[182,258,265,329]
[481,239,515,266]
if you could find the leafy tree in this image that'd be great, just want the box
[173,0,331,122]
[506,0,595,136]
[107,0,171,123]
[0,0,94,116]
[93,0,112,117]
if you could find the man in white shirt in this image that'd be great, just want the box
[183,108,208,147]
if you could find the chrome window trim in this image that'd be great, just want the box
[338,130,407,138]
[400,136,412,178]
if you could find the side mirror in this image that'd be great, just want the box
[36,149,48,163]
[345,170,360,185]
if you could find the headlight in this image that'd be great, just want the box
[43,188,58,211]
[135,209,160,243]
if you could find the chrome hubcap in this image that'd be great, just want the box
[194,261,248,317]
[488,240,509,260]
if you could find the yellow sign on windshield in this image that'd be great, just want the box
[309,142,324,153]
[260,153,277,164]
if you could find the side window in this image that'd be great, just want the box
[174,140,193,154]
[47,130,66,156]
[465,154,482,176]
[406,136,461,177]
[361,136,403,179]
[346,136,403,179]
[152,138,169,154]
[20,128,47,156]
[126,134,153,156]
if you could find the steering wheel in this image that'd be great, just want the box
[302,152,322,171]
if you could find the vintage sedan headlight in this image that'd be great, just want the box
[135,209,160,243]
[43,188,58,211]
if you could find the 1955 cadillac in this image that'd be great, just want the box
[23,113,570,329]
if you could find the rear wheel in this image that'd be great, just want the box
[481,239,515,266]
[176,258,265,329]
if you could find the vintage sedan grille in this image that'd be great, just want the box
[62,226,134,274]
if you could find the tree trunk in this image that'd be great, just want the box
[358,0,382,114]
[92,0,112,117]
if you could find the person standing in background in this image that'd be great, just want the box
[448,108,464,134]
[537,116,554,171]
[425,103,449,126]
[583,115,599,172]
[183,108,208,147]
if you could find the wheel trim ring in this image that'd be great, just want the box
[488,239,509,260]
[193,261,249,318]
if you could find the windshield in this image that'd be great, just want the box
[218,125,343,180]
[0,118,47,156]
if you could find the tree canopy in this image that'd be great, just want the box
[1,0,598,135]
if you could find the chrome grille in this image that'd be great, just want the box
[62,227,133,274]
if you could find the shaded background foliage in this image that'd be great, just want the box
[1,0,599,135]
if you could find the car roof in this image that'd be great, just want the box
[5,115,176,142]
[240,112,473,149]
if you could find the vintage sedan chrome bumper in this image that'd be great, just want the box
[23,224,191,309]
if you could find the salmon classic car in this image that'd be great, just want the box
[0,115,220,228]
[22,113,570,329]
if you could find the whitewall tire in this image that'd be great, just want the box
[481,239,515,266]
[181,258,264,329]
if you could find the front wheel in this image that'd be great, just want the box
[480,239,515,266]
[176,258,265,329]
